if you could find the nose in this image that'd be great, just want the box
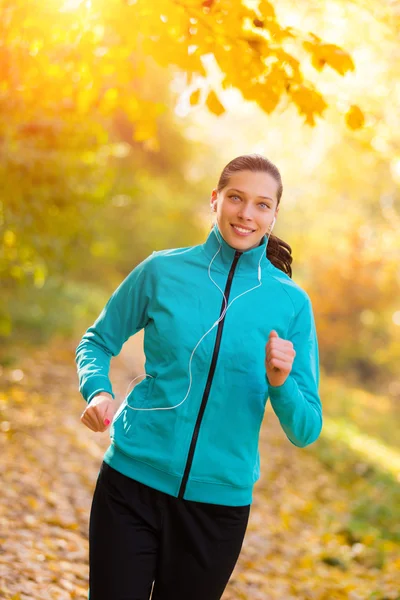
[237,202,254,220]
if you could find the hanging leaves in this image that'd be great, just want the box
[0,0,366,304]
[0,0,364,146]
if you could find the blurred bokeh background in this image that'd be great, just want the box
[1,0,400,598]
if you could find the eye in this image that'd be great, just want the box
[229,195,240,201]
[259,202,270,209]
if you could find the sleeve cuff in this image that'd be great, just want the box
[81,376,115,404]
[266,374,296,401]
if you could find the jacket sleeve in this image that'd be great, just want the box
[75,253,155,404]
[266,294,322,447]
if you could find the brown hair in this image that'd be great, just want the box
[214,153,293,278]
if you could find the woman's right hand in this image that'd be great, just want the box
[80,392,117,432]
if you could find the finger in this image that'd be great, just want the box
[80,408,96,430]
[103,404,115,428]
[266,342,295,357]
[267,352,292,367]
[91,408,106,432]
[81,406,104,432]
[80,415,98,432]
[267,357,291,371]
[266,347,294,362]
[267,339,294,351]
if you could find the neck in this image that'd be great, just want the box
[202,222,272,277]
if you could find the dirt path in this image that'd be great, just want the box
[0,338,398,600]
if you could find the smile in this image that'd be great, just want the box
[231,224,255,236]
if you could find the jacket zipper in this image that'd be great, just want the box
[178,250,242,499]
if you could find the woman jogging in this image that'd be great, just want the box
[76,153,323,600]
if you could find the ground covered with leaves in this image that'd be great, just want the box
[0,339,399,599]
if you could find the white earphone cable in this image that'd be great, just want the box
[111,219,276,426]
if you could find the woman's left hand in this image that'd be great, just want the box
[265,330,296,387]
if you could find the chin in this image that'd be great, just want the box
[230,238,257,252]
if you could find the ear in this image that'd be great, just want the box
[210,189,218,210]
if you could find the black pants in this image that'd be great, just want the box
[88,461,251,600]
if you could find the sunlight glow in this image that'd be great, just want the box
[60,0,90,12]
[323,418,400,481]
[390,158,400,183]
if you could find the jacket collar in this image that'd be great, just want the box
[202,222,273,276]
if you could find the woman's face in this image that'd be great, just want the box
[210,170,280,251]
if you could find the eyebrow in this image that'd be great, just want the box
[227,188,274,202]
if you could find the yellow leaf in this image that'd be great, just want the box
[258,0,276,19]
[189,89,201,106]
[205,90,225,116]
[27,496,39,509]
[346,105,365,130]
[254,82,280,114]
[304,40,355,75]
[289,84,327,125]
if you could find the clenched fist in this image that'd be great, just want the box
[265,330,296,387]
[80,392,117,433]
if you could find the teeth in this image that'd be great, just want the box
[233,225,253,233]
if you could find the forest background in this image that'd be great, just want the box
[1,0,400,598]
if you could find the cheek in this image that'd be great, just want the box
[222,202,237,216]
[261,215,271,227]
[219,205,233,220]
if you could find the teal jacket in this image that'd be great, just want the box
[75,223,322,506]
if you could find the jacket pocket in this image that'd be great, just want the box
[128,374,156,408]
[110,373,183,476]
[110,375,155,439]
